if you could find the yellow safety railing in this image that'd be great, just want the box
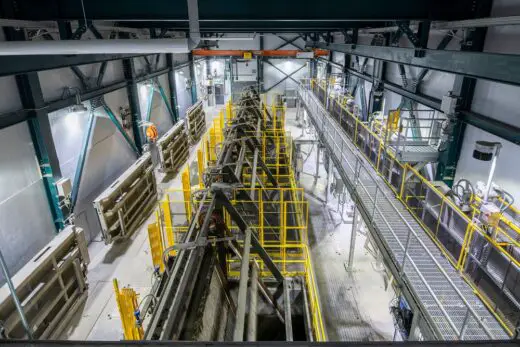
[113,279,144,340]
[310,78,516,335]
[145,100,326,341]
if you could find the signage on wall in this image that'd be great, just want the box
[296,51,314,59]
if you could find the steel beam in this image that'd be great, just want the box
[157,81,176,124]
[0,54,140,77]
[265,63,306,93]
[8,26,65,230]
[70,112,94,212]
[45,80,129,113]
[321,58,520,144]
[123,58,144,154]
[233,228,252,341]
[247,261,258,341]
[283,279,293,341]
[436,0,492,185]
[102,103,139,155]
[308,41,520,87]
[274,35,303,51]
[214,189,284,283]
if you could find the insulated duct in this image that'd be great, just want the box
[0,38,190,55]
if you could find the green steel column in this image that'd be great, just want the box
[123,58,144,155]
[166,54,179,122]
[435,1,491,186]
[13,70,64,230]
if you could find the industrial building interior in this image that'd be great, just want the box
[1,0,520,345]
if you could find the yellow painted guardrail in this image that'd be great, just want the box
[144,98,326,341]
[311,78,515,335]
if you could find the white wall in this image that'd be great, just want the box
[263,59,308,104]
[175,64,193,119]
[454,0,520,204]
[137,75,174,137]
[0,122,56,285]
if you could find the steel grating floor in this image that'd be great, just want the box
[298,86,509,340]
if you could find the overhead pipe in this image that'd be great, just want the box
[0,19,149,35]
[186,0,201,49]
[0,38,190,55]
[192,49,328,57]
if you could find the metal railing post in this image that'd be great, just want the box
[347,207,358,271]
[401,229,412,271]
[459,308,470,339]
[371,186,379,221]
[0,247,33,339]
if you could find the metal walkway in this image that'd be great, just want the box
[298,85,509,341]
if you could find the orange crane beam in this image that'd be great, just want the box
[192,49,329,57]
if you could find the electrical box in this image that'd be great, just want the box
[56,177,72,197]
[441,94,457,115]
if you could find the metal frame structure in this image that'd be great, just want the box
[136,88,325,342]
[0,226,89,339]
[298,81,509,340]
[92,152,157,244]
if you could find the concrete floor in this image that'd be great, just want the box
[61,105,397,341]
[285,108,398,341]
[60,107,219,340]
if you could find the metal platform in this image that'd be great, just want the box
[388,144,440,163]
[298,85,509,341]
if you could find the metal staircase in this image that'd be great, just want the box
[298,84,509,340]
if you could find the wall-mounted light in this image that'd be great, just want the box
[473,141,502,202]
[64,87,88,114]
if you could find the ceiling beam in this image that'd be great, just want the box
[0,53,141,77]
[309,41,520,87]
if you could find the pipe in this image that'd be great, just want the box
[0,19,149,35]
[192,49,328,57]
[0,39,189,55]
[484,145,501,202]
[247,261,258,341]
[187,0,201,49]
[0,248,33,339]
[347,207,358,270]
[233,228,252,341]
